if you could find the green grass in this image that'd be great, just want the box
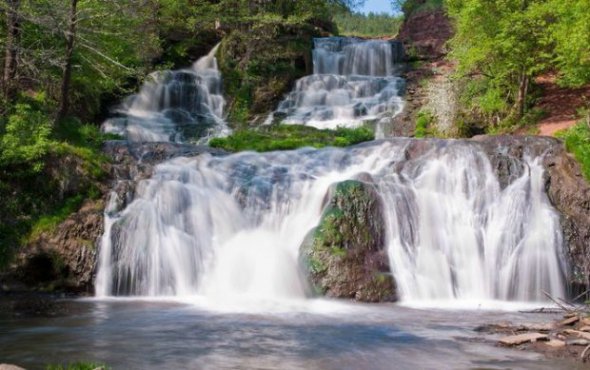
[47,362,108,370]
[27,194,85,242]
[556,122,590,180]
[209,125,374,152]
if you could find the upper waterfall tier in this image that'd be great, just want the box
[102,45,229,143]
[312,37,404,76]
[275,37,405,131]
[96,138,568,304]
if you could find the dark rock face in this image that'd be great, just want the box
[543,143,590,293]
[475,136,590,293]
[2,141,225,294]
[11,201,104,293]
[301,179,396,302]
[218,21,328,126]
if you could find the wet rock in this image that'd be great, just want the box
[566,339,590,346]
[544,339,566,348]
[0,364,26,370]
[564,329,590,341]
[499,333,549,346]
[9,201,104,294]
[559,316,580,326]
[300,180,396,302]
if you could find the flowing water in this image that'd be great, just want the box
[102,45,229,143]
[96,139,567,305]
[274,37,405,131]
[1,40,575,369]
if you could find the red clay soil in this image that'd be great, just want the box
[397,7,453,60]
[535,73,590,136]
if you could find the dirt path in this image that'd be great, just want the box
[535,74,590,136]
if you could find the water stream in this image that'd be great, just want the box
[274,37,405,131]
[96,140,567,305]
[0,38,577,369]
[102,45,229,143]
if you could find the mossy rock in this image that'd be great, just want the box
[300,179,397,302]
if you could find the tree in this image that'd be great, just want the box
[56,0,77,121]
[446,0,553,120]
[2,0,20,101]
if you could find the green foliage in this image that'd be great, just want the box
[394,0,443,16]
[556,122,590,181]
[446,0,590,131]
[209,125,374,152]
[334,11,402,37]
[0,103,52,172]
[46,363,108,370]
[414,110,434,138]
[28,194,85,242]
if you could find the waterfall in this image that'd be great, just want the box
[102,44,230,143]
[273,37,405,132]
[96,140,567,303]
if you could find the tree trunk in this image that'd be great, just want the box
[3,0,20,101]
[516,70,529,119]
[57,0,78,122]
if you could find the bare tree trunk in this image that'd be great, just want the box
[516,70,529,119]
[3,0,20,101]
[57,0,78,122]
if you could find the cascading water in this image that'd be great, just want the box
[96,139,567,304]
[102,44,229,143]
[273,37,405,132]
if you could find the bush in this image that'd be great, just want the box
[46,362,108,370]
[414,110,434,138]
[209,125,374,152]
[0,103,52,172]
[556,122,590,180]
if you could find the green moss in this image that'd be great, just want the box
[218,19,321,125]
[47,363,109,370]
[308,256,327,274]
[556,122,590,180]
[27,195,85,242]
[0,113,110,269]
[209,125,374,152]
[415,110,434,138]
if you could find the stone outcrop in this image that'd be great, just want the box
[1,141,225,294]
[10,201,103,293]
[218,20,329,126]
[470,136,590,293]
[300,179,396,302]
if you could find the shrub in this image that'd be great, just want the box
[209,125,374,152]
[0,104,52,172]
[556,121,590,180]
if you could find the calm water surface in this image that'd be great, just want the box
[0,298,581,370]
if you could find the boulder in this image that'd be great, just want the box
[300,179,396,302]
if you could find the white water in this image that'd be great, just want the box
[102,45,229,143]
[274,37,405,132]
[96,140,567,306]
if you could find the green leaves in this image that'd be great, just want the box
[446,0,590,126]
[0,103,52,172]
